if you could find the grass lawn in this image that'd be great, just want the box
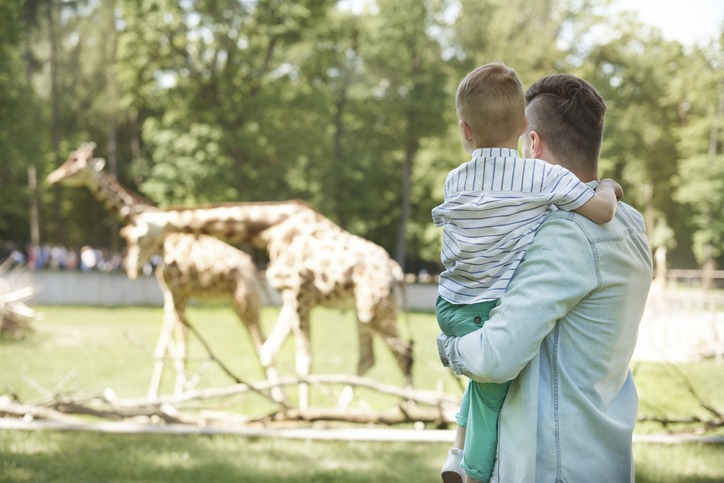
[0,305,722,482]
[1,430,723,483]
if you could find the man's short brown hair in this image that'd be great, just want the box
[525,74,606,174]
[456,63,525,147]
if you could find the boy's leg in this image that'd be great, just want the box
[441,427,466,483]
[441,384,470,482]
[454,424,466,449]
[460,380,511,482]
[437,298,499,482]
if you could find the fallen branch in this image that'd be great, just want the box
[265,404,454,426]
[0,397,82,424]
[0,262,36,338]
[637,414,724,431]
[0,374,459,427]
[181,317,289,408]
[664,362,723,421]
[132,374,458,409]
[635,362,724,432]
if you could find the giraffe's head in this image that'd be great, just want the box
[120,218,166,279]
[47,142,105,186]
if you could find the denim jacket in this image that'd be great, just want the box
[438,198,652,482]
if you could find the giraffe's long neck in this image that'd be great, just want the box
[86,170,154,223]
[144,201,312,244]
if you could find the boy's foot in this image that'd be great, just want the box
[441,448,466,483]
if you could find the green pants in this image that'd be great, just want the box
[436,297,511,482]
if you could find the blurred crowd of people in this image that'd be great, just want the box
[1,241,126,272]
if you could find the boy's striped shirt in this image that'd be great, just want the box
[432,147,594,303]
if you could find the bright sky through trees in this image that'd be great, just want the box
[611,0,721,46]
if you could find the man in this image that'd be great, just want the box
[437,74,653,482]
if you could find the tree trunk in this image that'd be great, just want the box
[23,4,40,248]
[107,115,119,250]
[47,0,63,244]
[395,142,416,271]
[106,0,119,251]
[702,80,723,290]
[27,165,40,248]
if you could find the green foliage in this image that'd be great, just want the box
[672,40,724,264]
[1,0,723,270]
[676,154,724,262]
[0,1,42,241]
[140,119,237,205]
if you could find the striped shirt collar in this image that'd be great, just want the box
[472,147,520,159]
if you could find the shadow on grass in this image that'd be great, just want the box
[3,430,724,483]
[634,442,724,483]
[0,430,446,483]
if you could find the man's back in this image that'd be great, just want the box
[491,201,652,482]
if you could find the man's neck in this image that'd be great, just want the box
[575,171,597,183]
[543,153,597,182]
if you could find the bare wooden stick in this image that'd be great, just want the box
[179,317,290,409]
[0,399,82,424]
[0,374,460,427]
[120,374,458,408]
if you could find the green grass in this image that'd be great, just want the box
[1,431,722,483]
[1,305,723,482]
[0,305,457,412]
[633,361,724,435]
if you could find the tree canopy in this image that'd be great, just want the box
[1,0,722,272]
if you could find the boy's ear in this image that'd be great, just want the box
[459,120,474,143]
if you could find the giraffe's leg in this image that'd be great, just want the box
[264,289,311,408]
[233,284,285,403]
[259,304,293,371]
[336,321,375,409]
[357,321,376,376]
[148,274,178,399]
[294,302,312,410]
[260,288,312,408]
[172,308,190,395]
[352,278,412,383]
[374,307,414,388]
[147,310,174,400]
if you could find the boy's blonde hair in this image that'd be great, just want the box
[456,63,525,147]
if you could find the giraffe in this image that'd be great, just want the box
[123,201,414,408]
[46,143,276,400]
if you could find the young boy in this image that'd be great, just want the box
[433,63,622,483]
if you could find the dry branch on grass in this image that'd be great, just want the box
[0,260,36,338]
[0,374,459,428]
[636,362,724,432]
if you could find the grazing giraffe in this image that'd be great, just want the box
[46,143,276,399]
[124,202,414,408]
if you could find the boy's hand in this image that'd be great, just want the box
[599,178,623,201]
[437,333,452,368]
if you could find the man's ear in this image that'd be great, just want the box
[529,130,543,158]
[459,120,474,144]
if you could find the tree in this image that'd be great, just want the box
[117,0,337,206]
[40,0,138,248]
[357,0,449,269]
[674,37,724,283]
[577,16,684,263]
[0,1,45,246]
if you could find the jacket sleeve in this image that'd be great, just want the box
[442,215,600,383]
